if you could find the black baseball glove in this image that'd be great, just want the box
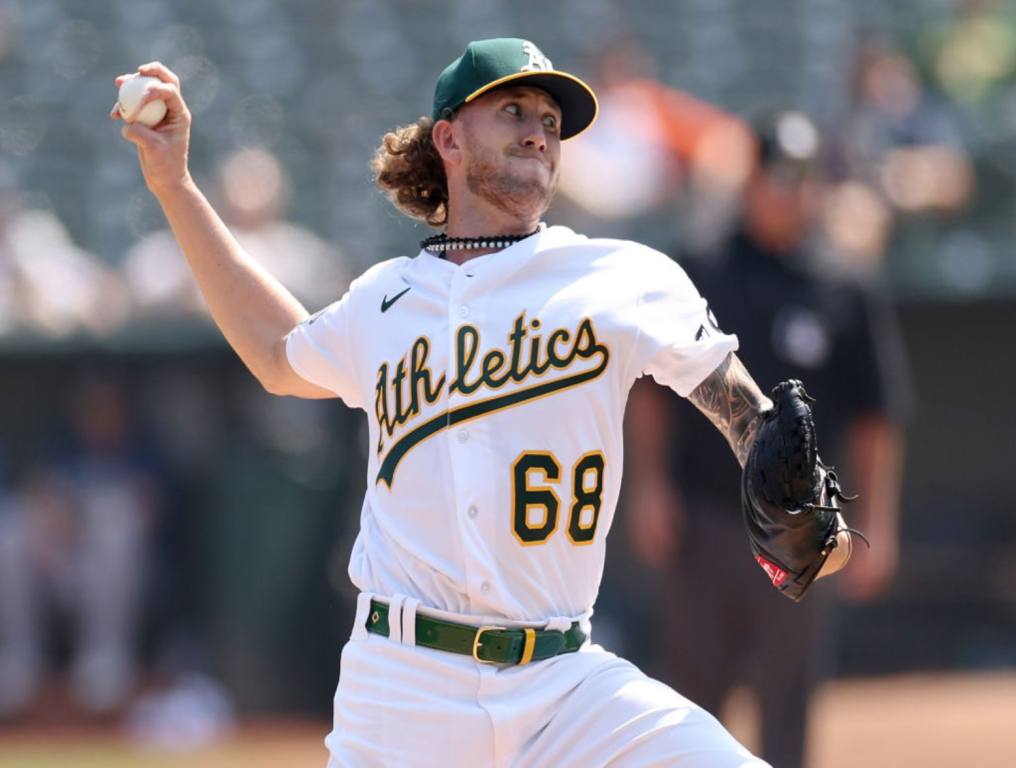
[741,380,860,601]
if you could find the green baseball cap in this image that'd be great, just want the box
[432,38,598,140]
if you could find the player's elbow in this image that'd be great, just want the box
[253,335,299,396]
[257,371,292,397]
[253,342,335,399]
[248,345,294,397]
[255,360,310,398]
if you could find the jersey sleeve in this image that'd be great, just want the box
[633,253,739,397]
[285,290,366,410]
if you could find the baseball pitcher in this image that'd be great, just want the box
[114,38,856,767]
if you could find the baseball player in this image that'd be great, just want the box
[113,38,846,767]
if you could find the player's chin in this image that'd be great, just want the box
[503,180,554,216]
[511,165,557,196]
[505,153,552,178]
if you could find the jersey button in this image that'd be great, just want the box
[457,429,469,443]
[467,505,478,518]
[481,581,491,593]
[459,305,470,318]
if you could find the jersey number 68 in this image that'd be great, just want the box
[511,451,605,546]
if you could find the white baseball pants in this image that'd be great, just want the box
[324,594,769,767]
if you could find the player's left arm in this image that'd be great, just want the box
[691,351,858,599]
[687,352,772,467]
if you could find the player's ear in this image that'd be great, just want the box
[432,119,462,165]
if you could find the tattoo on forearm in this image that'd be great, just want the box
[689,353,772,467]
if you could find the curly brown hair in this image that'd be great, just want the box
[371,117,449,227]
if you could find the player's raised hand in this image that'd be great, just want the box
[111,62,192,198]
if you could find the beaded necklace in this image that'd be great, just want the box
[420,225,542,255]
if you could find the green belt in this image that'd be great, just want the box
[365,599,587,665]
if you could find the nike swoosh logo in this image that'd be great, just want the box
[381,286,411,313]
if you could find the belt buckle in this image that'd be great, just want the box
[471,625,507,664]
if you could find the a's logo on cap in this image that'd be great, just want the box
[520,41,553,72]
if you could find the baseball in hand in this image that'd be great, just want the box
[117,74,167,127]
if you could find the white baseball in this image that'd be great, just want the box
[118,74,167,127]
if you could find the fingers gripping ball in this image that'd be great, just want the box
[741,380,861,601]
[118,74,167,127]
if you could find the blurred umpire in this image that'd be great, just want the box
[624,111,910,768]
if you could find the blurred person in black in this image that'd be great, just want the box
[624,111,910,768]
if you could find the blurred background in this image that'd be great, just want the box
[0,0,1014,766]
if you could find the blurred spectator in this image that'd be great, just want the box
[123,147,350,319]
[840,39,974,217]
[0,373,166,717]
[200,375,359,713]
[0,443,33,718]
[817,178,894,278]
[0,163,130,337]
[623,111,910,768]
[928,0,1016,108]
[556,38,753,241]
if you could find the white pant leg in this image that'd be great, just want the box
[513,646,770,768]
[324,601,496,767]
[324,604,767,768]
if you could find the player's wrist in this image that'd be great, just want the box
[150,170,198,203]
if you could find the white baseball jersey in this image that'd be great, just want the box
[286,224,738,624]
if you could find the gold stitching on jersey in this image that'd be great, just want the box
[510,450,563,547]
[565,451,606,546]
[374,314,608,460]
[375,335,446,455]
[375,331,610,488]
